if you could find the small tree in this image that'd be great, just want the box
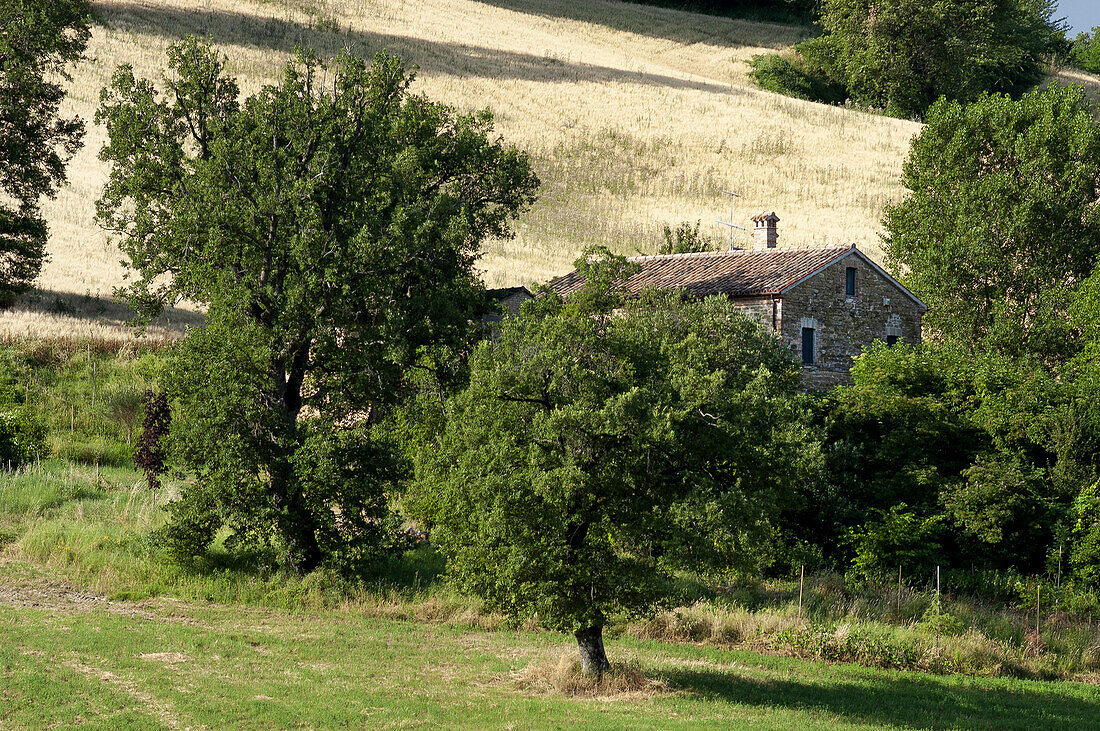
[1069,28,1100,74]
[0,0,90,304]
[105,386,145,445]
[657,221,717,254]
[408,250,813,672]
[97,39,538,573]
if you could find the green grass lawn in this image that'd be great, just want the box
[2,557,1099,730]
[2,404,1100,727]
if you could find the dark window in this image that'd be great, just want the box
[801,327,815,365]
[845,267,857,296]
[886,335,899,346]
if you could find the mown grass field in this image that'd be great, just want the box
[4,555,1100,730]
[2,337,1100,727]
[1,451,1100,729]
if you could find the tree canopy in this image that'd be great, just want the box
[0,0,90,304]
[883,83,1100,363]
[817,0,1061,117]
[752,0,1064,118]
[408,250,814,672]
[96,38,538,574]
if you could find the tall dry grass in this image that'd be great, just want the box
[7,0,1099,341]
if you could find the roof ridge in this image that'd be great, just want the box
[628,244,854,262]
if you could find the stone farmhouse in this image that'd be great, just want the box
[547,212,928,387]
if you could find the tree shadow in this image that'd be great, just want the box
[92,3,745,96]
[473,0,809,49]
[663,666,1100,730]
[10,286,203,333]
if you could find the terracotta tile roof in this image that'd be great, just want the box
[547,246,854,299]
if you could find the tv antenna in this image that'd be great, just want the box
[715,190,746,251]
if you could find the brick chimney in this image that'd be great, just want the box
[751,211,779,249]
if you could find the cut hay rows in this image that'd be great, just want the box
[8,0,1096,341]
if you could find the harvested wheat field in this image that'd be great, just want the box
[5,0,949,340]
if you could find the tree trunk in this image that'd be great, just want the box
[575,624,611,676]
[270,461,323,574]
[268,345,322,574]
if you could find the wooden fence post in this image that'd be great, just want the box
[798,564,804,617]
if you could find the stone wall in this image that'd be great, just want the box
[778,251,924,389]
[729,295,779,330]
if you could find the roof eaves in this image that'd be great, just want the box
[775,246,854,294]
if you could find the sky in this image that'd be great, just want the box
[1058,0,1100,36]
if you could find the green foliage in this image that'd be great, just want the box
[0,349,46,468]
[409,248,813,661]
[96,38,538,574]
[810,0,1062,118]
[1070,483,1100,588]
[918,600,966,636]
[791,344,981,569]
[0,0,90,304]
[804,342,1089,576]
[942,455,1053,558]
[830,344,983,514]
[849,504,945,580]
[753,0,1066,117]
[657,221,718,254]
[774,624,924,669]
[0,409,46,469]
[884,84,1100,363]
[159,484,223,567]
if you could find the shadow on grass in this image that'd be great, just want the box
[663,666,1100,730]
[93,3,745,96]
[475,0,812,47]
[183,542,447,594]
[10,286,204,336]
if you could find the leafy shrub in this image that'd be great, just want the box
[1070,483,1100,588]
[773,623,923,670]
[748,47,846,104]
[918,600,966,636]
[159,484,223,566]
[0,408,47,469]
[657,220,717,254]
[849,504,945,580]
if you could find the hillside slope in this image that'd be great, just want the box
[0,0,977,339]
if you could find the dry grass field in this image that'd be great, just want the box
[5,0,1098,340]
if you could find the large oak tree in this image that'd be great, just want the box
[97,39,538,573]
